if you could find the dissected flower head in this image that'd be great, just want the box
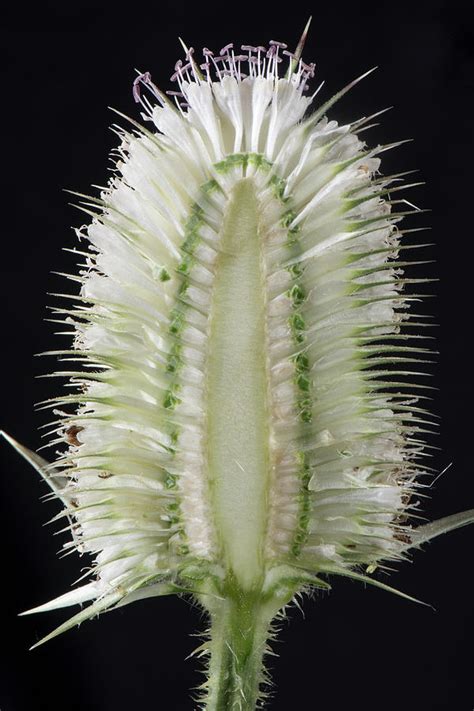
[3,25,474,708]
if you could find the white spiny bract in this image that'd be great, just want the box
[7,34,474,694]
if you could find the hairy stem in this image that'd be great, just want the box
[202,576,278,711]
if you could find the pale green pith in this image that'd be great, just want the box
[206,178,270,589]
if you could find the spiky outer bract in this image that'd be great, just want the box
[7,33,474,711]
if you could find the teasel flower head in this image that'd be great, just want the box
[4,20,474,710]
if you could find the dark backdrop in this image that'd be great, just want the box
[1,3,473,710]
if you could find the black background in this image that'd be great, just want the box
[1,2,473,710]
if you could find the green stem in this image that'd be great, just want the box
[199,568,307,710]
[202,577,278,711]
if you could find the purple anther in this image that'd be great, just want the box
[241,45,257,52]
[256,46,267,53]
[300,60,316,77]
[165,90,184,97]
[132,72,151,103]
[300,68,315,79]
[174,59,183,71]
[233,55,248,62]
[181,62,192,74]
[282,50,296,59]
[269,40,288,49]
[203,47,214,56]
[266,45,277,58]
[219,43,234,55]
[200,62,211,70]
[213,55,226,64]
[185,47,195,60]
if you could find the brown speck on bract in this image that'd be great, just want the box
[65,425,83,447]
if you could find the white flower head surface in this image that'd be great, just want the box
[4,21,474,710]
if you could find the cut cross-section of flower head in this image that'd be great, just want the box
[3,24,474,708]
